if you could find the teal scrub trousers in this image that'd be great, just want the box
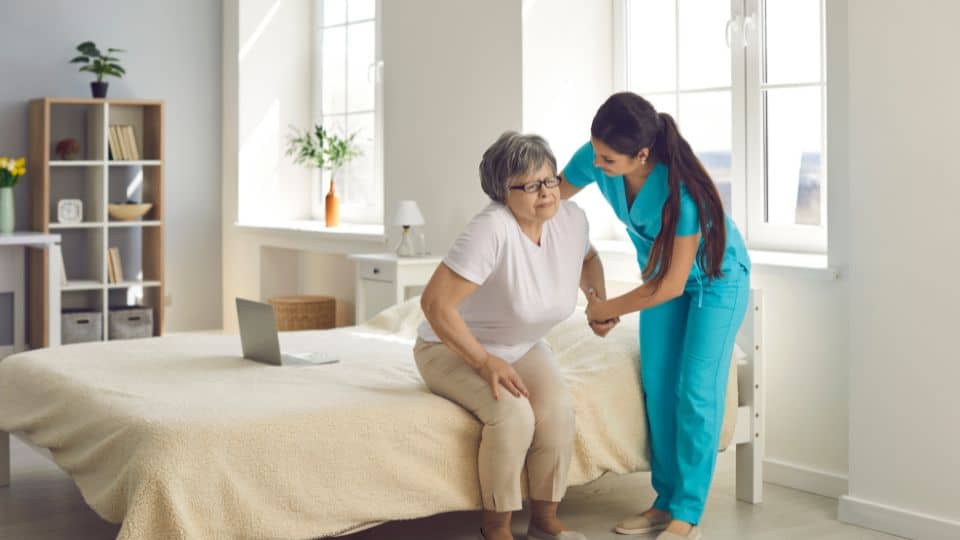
[639,261,750,525]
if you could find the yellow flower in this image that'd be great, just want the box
[0,157,7,168]
[15,158,25,168]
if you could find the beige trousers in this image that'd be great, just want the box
[413,338,576,512]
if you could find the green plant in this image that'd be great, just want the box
[70,41,126,82]
[286,124,362,173]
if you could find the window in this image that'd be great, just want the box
[608,0,826,252]
[313,0,383,224]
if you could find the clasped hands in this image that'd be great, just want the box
[586,288,619,338]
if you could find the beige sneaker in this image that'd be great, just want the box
[614,512,670,535]
[655,526,703,540]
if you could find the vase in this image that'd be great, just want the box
[91,81,109,98]
[0,187,14,234]
[325,178,340,227]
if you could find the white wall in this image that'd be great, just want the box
[840,1,960,538]
[381,0,523,255]
[222,0,523,329]
[522,0,613,165]
[521,0,620,240]
[237,0,313,224]
[0,0,222,332]
[748,269,849,492]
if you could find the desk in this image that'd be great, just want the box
[0,232,61,358]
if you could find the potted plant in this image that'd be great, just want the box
[0,156,26,234]
[285,124,362,227]
[70,41,126,98]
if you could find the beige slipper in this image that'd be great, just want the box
[614,512,670,535]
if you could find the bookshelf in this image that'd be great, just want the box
[28,98,164,347]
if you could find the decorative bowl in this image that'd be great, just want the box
[108,203,153,221]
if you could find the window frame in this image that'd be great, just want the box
[613,0,827,254]
[745,0,827,252]
[312,0,385,225]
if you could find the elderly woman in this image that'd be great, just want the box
[416,132,617,540]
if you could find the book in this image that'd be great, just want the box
[108,247,123,284]
[108,126,124,160]
[118,125,132,161]
[107,250,116,283]
[112,248,124,283]
[124,126,140,160]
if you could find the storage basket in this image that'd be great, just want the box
[108,306,154,340]
[268,295,336,331]
[62,310,102,344]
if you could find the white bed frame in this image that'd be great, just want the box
[0,290,765,507]
[732,289,765,504]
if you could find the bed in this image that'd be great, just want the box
[0,294,765,539]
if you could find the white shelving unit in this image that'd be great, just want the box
[28,98,165,346]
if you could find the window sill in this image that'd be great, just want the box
[593,240,840,281]
[749,250,840,280]
[234,220,386,244]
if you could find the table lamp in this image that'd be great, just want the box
[391,200,425,257]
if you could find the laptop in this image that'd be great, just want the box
[236,298,339,366]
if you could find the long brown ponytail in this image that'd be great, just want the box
[591,92,727,286]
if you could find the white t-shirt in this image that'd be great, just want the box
[417,200,591,363]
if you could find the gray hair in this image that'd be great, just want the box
[479,131,558,203]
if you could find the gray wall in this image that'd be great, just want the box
[0,0,223,331]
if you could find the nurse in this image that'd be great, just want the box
[560,92,751,540]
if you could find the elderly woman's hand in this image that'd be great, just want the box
[475,354,529,401]
[586,289,619,337]
[589,317,619,338]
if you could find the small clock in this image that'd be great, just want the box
[57,199,83,224]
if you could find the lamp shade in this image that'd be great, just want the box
[390,200,425,227]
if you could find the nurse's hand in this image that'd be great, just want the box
[589,317,619,338]
[586,289,618,323]
[586,289,619,337]
[475,354,529,401]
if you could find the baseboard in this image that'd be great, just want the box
[839,495,960,540]
[763,458,848,499]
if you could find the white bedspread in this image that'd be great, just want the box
[0,300,733,539]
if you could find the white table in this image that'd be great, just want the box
[347,253,442,323]
[0,232,61,359]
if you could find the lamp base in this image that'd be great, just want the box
[396,226,417,257]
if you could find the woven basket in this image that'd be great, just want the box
[268,295,336,331]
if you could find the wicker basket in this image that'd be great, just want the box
[268,295,336,331]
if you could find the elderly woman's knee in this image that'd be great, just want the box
[487,394,536,435]
[533,400,577,449]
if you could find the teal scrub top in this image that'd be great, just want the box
[563,142,750,287]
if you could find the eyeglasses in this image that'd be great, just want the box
[508,174,561,194]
